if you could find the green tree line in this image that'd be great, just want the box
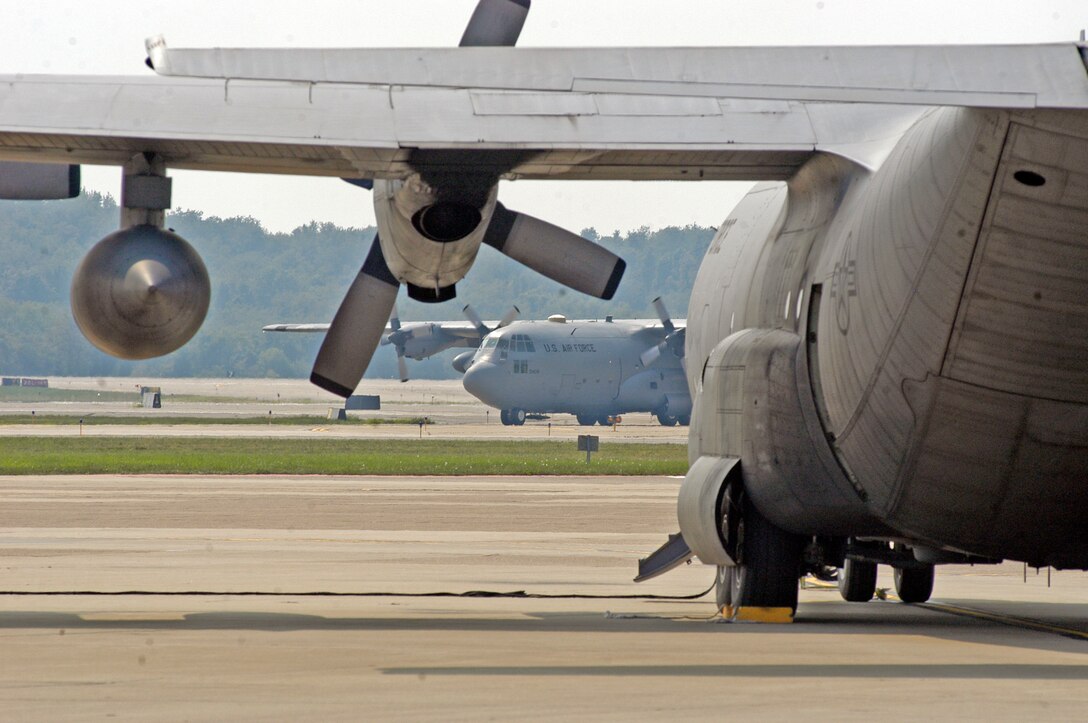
[0,192,715,379]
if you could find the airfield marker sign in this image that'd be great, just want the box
[578,434,599,464]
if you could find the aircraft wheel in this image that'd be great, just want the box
[510,408,527,426]
[677,414,691,426]
[597,414,612,426]
[658,414,677,427]
[838,558,878,602]
[500,409,511,426]
[728,496,804,613]
[576,413,596,426]
[715,565,735,611]
[893,565,934,603]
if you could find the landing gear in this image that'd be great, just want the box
[677,414,691,426]
[838,558,877,602]
[501,408,526,426]
[715,565,733,611]
[657,414,678,426]
[893,564,934,603]
[719,492,805,613]
[576,413,596,426]
[597,414,612,426]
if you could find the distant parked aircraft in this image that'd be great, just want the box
[463,299,689,427]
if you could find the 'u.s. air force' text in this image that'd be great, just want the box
[541,343,597,352]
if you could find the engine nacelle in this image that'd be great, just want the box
[451,350,476,374]
[373,175,498,295]
[71,225,210,360]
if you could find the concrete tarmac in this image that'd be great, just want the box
[1,474,1087,720]
[0,376,689,441]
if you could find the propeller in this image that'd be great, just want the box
[463,303,520,337]
[313,0,620,397]
[460,0,531,46]
[483,203,625,300]
[640,297,686,368]
[311,236,399,397]
[383,303,411,383]
[498,305,520,328]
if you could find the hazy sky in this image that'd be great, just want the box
[2,1,1085,233]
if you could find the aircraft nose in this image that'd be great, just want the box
[462,360,500,405]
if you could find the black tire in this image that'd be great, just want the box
[499,409,511,426]
[510,408,526,426]
[729,497,804,612]
[576,413,596,426]
[893,565,934,603]
[838,558,877,602]
[715,565,734,611]
[658,414,677,427]
[678,414,691,426]
[598,414,612,426]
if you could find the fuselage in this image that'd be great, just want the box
[462,318,690,421]
[687,106,1088,568]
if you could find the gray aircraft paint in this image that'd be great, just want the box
[463,317,690,422]
[686,106,1088,568]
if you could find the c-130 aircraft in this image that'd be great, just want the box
[463,300,690,427]
[1,0,1087,619]
[266,298,691,427]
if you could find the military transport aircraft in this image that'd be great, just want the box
[2,0,1087,619]
[266,298,690,426]
[263,303,520,383]
[463,299,690,427]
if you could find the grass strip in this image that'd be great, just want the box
[0,388,139,403]
[0,437,687,476]
[0,415,428,426]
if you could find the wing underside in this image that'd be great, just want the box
[1,43,1085,181]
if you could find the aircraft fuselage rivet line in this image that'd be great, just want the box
[920,602,1088,642]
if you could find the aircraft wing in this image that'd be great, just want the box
[262,324,332,333]
[2,43,1086,179]
[262,320,492,337]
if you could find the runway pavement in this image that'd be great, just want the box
[1,473,1086,720]
[0,376,689,440]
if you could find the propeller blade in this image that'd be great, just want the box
[640,343,664,368]
[498,305,520,328]
[397,352,409,384]
[390,302,402,332]
[652,296,676,333]
[311,236,399,398]
[459,0,530,47]
[462,304,489,335]
[483,204,626,300]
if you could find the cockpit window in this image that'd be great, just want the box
[510,333,535,353]
[483,337,498,349]
[497,338,509,351]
